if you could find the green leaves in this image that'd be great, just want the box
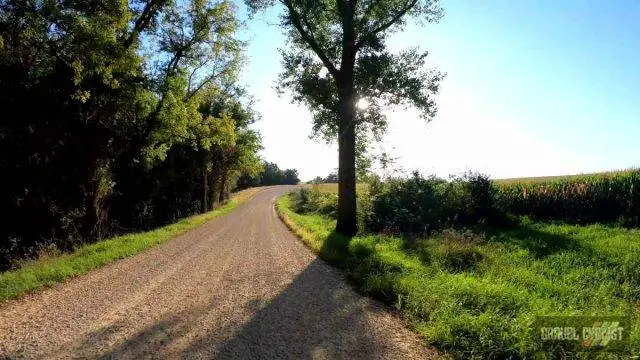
[253,0,444,141]
[357,48,444,120]
[0,0,261,264]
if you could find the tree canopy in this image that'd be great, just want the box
[0,0,293,269]
[238,161,300,187]
[245,0,444,235]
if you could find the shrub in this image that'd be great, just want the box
[290,187,338,218]
[366,172,447,234]
[356,178,376,234]
[366,171,500,235]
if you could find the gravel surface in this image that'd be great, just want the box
[0,186,436,359]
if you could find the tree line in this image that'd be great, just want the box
[0,0,293,269]
[238,162,300,187]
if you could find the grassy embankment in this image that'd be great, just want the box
[0,187,264,302]
[276,183,640,359]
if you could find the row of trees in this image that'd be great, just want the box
[238,161,300,187]
[0,0,270,268]
[309,172,339,184]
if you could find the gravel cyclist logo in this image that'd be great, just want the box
[535,316,630,355]
[581,321,625,348]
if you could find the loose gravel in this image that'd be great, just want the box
[0,186,436,359]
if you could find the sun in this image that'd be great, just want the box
[356,98,369,110]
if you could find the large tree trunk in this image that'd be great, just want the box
[335,1,358,236]
[81,159,110,242]
[218,160,229,203]
[336,87,358,236]
[201,152,209,213]
[209,165,220,210]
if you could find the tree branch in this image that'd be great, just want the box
[358,0,382,29]
[123,0,168,49]
[187,58,210,93]
[280,0,340,79]
[184,65,234,102]
[356,0,418,49]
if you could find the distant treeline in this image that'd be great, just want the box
[308,172,339,184]
[0,0,295,269]
[238,162,300,188]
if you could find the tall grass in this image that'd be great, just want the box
[496,169,640,226]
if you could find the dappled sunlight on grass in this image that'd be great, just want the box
[276,193,640,359]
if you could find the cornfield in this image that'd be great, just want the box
[495,169,640,226]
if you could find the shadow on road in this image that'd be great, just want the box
[205,258,389,359]
[63,258,399,359]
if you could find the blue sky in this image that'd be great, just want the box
[235,0,640,181]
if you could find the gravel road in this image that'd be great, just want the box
[0,186,434,359]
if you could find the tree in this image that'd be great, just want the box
[237,161,300,187]
[283,169,300,184]
[325,171,339,183]
[0,0,254,268]
[0,0,159,246]
[246,0,445,235]
[196,89,262,207]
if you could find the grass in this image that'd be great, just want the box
[276,193,640,359]
[0,187,265,302]
[305,182,369,194]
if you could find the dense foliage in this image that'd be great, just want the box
[365,172,498,234]
[496,169,640,226]
[290,187,338,218]
[246,0,444,235]
[0,0,290,269]
[295,170,640,237]
[293,172,499,235]
[237,161,300,187]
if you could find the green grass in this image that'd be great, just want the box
[0,187,264,302]
[305,182,369,194]
[276,194,640,359]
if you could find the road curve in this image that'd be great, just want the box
[0,186,433,359]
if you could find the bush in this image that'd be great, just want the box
[293,170,640,237]
[366,172,446,234]
[366,171,500,235]
[290,187,338,218]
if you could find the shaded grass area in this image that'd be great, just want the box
[276,194,640,359]
[0,187,264,302]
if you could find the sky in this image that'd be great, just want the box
[235,0,640,181]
